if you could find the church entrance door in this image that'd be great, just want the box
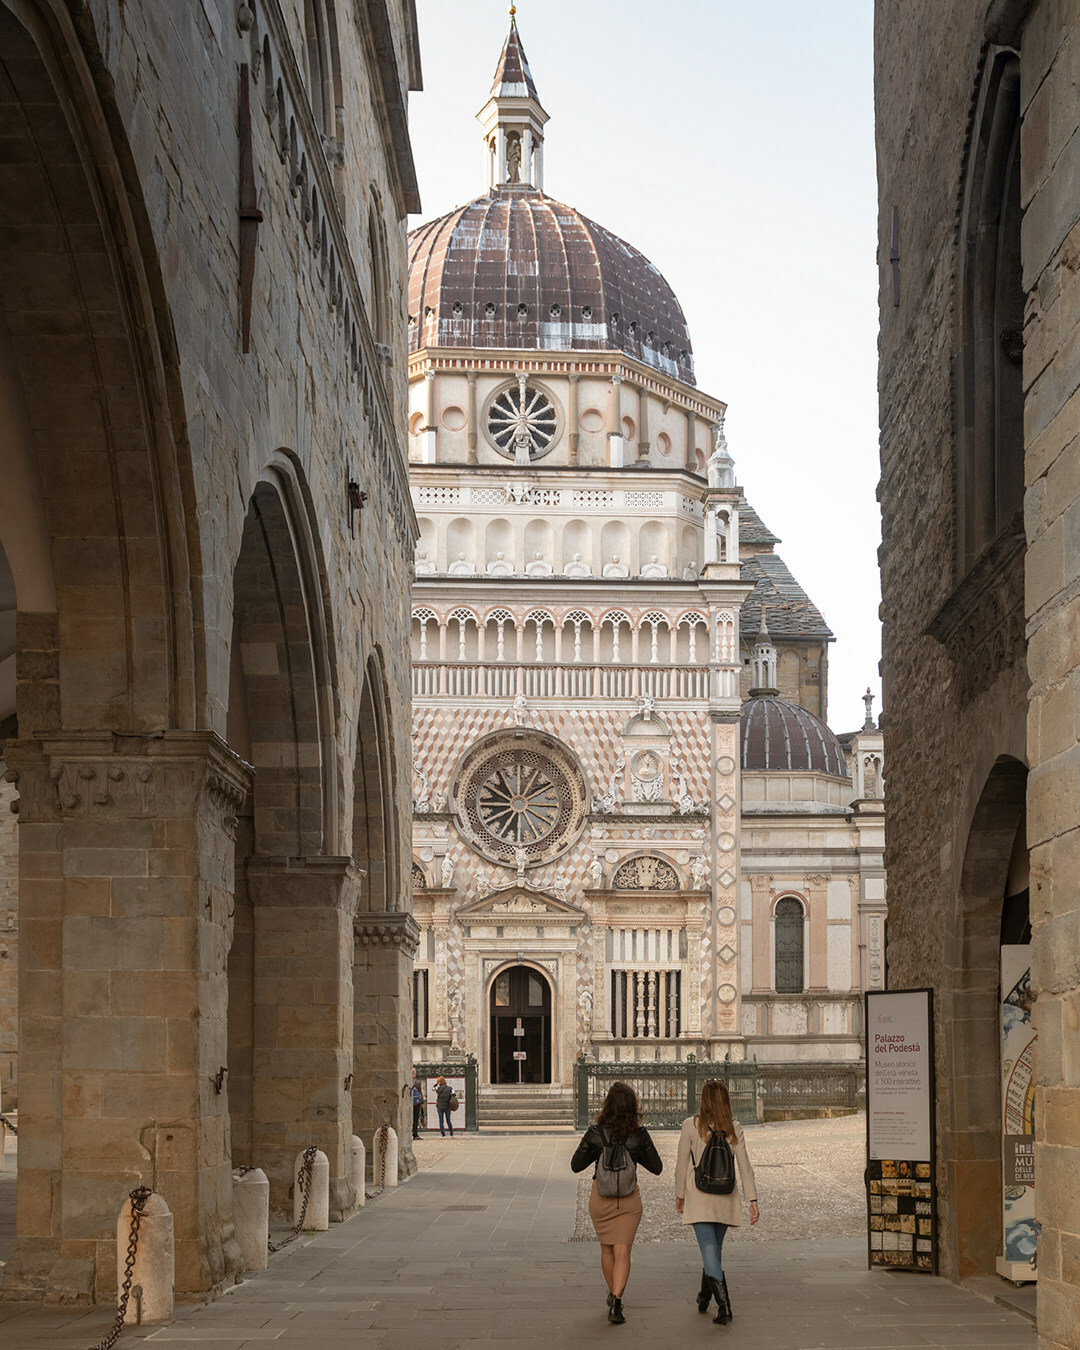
[490,965,552,1084]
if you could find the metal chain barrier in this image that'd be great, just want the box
[86,1185,152,1350]
[367,1124,390,1200]
[268,1146,318,1253]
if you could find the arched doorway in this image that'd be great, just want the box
[490,964,552,1084]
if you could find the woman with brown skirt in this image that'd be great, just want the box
[570,1081,663,1325]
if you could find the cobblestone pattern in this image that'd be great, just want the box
[571,1114,865,1244]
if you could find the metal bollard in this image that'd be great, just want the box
[350,1135,366,1208]
[293,1148,329,1231]
[118,1191,174,1324]
[373,1125,399,1189]
[233,1168,269,1270]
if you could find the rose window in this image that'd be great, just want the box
[452,732,588,866]
[486,383,558,460]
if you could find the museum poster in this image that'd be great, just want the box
[424,1074,466,1132]
[865,989,936,1272]
[997,946,1037,1281]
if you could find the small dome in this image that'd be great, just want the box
[741,696,849,777]
[408,189,696,385]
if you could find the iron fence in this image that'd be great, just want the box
[756,1062,863,1117]
[574,1058,758,1130]
[414,1058,479,1132]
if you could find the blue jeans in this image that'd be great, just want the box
[692,1221,728,1281]
[437,1106,454,1136]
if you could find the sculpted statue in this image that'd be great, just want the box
[690,853,708,888]
[440,853,455,888]
[506,133,522,183]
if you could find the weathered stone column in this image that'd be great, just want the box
[352,913,419,1179]
[246,857,362,1220]
[2,731,249,1303]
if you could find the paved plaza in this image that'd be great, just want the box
[0,1128,1037,1349]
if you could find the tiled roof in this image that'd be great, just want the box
[491,17,540,102]
[741,696,849,777]
[738,497,780,545]
[408,189,696,385]
[740,552,834,641]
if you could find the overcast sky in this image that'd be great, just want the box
[407,0,881,733]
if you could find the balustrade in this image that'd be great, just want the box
[411,661,718,700]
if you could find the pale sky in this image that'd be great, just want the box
[407,0,881,734]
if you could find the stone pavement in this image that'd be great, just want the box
[0,1132,1037,1349]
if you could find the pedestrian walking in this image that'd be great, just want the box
[673,1078,758,1325]
[411,1068,423,1140]
[434,1075,455,1137]
[570,1081,663,1325]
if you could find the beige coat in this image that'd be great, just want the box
[674,1116,757,1226]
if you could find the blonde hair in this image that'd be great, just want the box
[695,1078,735,1141]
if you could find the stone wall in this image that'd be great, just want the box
[0,774,15,1104]
[876,2,1080,1343]
[0,0,419,1305]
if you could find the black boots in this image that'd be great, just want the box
[696,1268,711,1313]
[608,1295,625,1325]
[721,1276,732,1322]
[707,1276,730,1325]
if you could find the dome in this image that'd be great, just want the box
[740,697,849,777]
[407,188,696,386]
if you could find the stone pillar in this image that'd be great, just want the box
[352,912,419,1180]
[119,1192,174,1325]
[232,1168,269,1271]
[246,857,363,1219]
[0,770,17,1105]
[709,717,741,1046]
[421,370,437,464]
[685,408,698,471]
[608,374,624,467]
[2,731,249,1303]
[636,385,650,462]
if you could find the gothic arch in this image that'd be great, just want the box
[229,461,339,858]
[955,48,1023,573]
[353,648,400,912]
[610,852,680,891]
[947,754,1027,1280]
[0,0,198,735]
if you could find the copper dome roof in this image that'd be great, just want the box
[741,697,850,777]
[407,188,696,385]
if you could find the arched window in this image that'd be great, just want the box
[774,898,805,994]
[303,0,333,135]
[956,50,1023,573]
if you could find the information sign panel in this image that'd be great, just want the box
[865,989,936,1272]
[513,1051,527,1060]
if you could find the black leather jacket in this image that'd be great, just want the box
[570,1123,664,1177]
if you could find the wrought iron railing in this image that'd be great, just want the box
[756,1062,863,1115]
[574,1057,758,1130]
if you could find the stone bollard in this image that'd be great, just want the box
[118,1191,174,1325]
[233,1168,269,1270]
[350,1135,366,1208]
[293,1148,329,1231]
[373,1125,399,1189]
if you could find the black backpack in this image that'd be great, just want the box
[692,1128,736,1195]
[595,1127,637,1199]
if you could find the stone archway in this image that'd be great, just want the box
[946,755,1027,1281]
[226,466,359,1215]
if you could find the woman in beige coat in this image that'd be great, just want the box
[673,1079,758,1324]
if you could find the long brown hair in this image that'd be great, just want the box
[695,1078,735,1141]
[596,1081,641,1139]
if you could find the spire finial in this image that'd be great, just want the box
[509,4,516,14]
[749,608,778,698]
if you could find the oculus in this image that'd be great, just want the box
[452,731,588,866]
[484,380,560,460]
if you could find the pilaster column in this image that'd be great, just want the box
[608,374,624,467]
[466,370,478,463]
[685,408,698,471]
[421,369,437,463]
[568,372,580,464]
[637,384,650,462]
[247,857,365,1215]
[2,731,250,1302]
[709,715,741,1045]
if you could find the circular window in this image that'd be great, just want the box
[483,380,561,461]
[451,731,588,866]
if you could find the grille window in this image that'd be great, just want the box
[774,898,805,994]
[609,970,681,1038]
